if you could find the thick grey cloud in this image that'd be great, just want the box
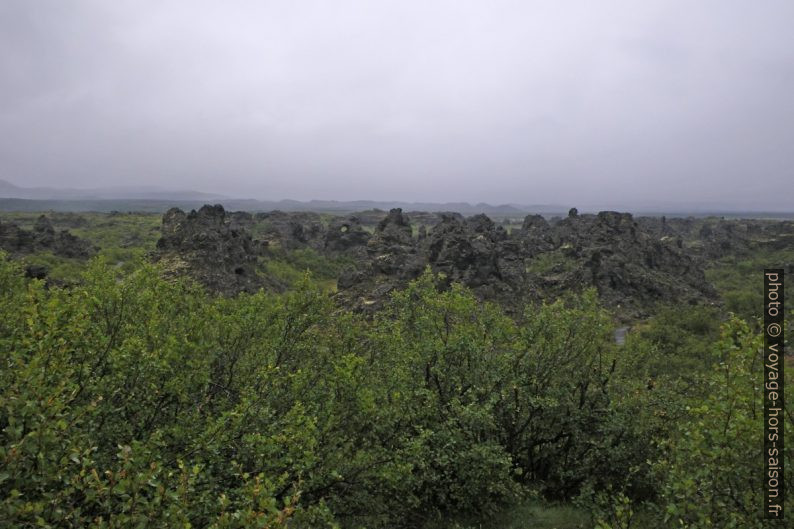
[1,0,792,209]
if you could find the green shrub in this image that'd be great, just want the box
[2,253,783,528]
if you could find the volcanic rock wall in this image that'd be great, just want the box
[151,205,726,317]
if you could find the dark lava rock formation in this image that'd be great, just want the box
[520,211,716,317]
[336,208,716,317]
[336,209,424,308]
[153,205,282,295]
[148,205,732,318]
[0,215,96,259]
[151,206,376,296]
[255,211,327,251]
[637,216,794,261]
[425,213,530,302]
[325,216,371,254]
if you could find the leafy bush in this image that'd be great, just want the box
[654,317,794,528]
[1,253,788,528]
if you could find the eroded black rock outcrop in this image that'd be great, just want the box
[256,211,327,250]
[518,214,554,255]
[325,216,371,254]
[336,209,423,309]
[425,213,531,302]
[145,204,729,317]
[153,205,282,295]
[336,208,717,317]
[520,211,716,318]
[336,209,536,311]
[637,216,794,260]
[0,215,96,259]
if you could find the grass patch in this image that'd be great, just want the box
[259,248,352,291]
[525,250,575,277]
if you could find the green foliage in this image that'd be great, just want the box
[524,250,575,276]
[705,247,794,345]
[18,251,86,283]
[654,317,793,528]
[1,252,789,528]
[260,248,353,291]
[497,291,620,497]
[0,258,323,527]
[1,211,162,283]
[632,304,724,382]
[373,274,523,522]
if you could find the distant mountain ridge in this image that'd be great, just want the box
[0,179,226,201]
[0,179,563,215]
[2,179,793,217]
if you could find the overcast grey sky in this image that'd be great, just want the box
[1,1,792,208]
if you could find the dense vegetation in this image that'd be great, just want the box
[1,247,791,528]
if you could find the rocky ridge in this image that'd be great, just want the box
[149,205,734,317]
[335,208,716,316]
